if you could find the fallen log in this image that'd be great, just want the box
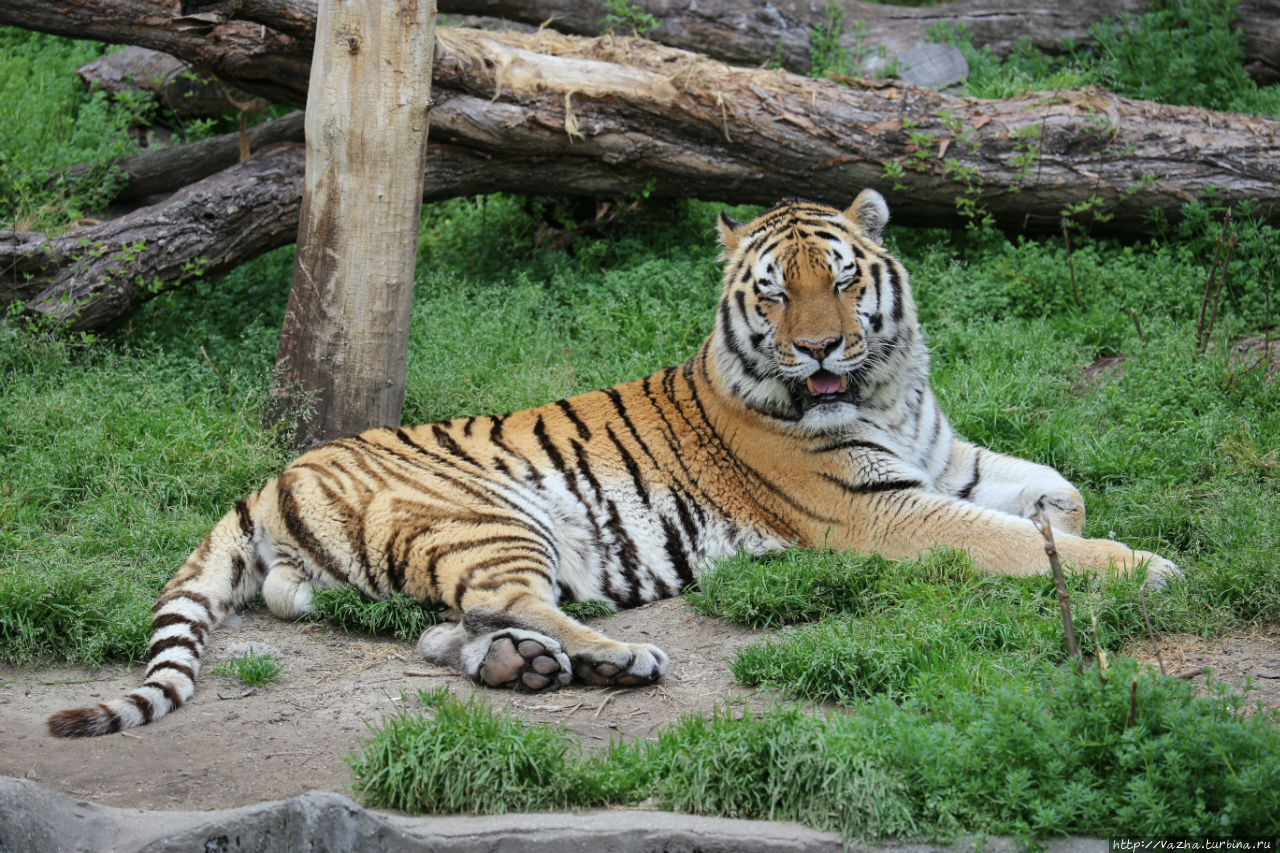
[3,143,305,330]
[4,3,1278,235]
[5,139,702,330]
[9,47,1280,333]
[77,45,262,119]
[65,110,305,202]
[178,0,1280,85]
[416,30,1280,238]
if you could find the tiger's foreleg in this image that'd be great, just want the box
[839,487,1181,587]
[937,438,1086,536]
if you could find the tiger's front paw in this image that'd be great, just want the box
[1136,552,1184,591]
[571,642,669,686]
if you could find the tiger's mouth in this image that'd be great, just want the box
[790,369,860,412]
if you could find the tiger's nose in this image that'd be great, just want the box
[794,336,840,360]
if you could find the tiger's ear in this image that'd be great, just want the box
[844,189,889,245]
[717,210,745,252]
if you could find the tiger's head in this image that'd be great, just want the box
[710,190,922,432]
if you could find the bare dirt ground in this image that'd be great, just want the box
[1,600,1276,813]
[0,598,775,811]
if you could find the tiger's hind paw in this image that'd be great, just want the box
[572,642,669,686]
[478,630,572,691]
[417,623,572,691]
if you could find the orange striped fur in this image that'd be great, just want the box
[49,192,1177,736]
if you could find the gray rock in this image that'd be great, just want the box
[0,775,1107,853]
[896,42,969,89]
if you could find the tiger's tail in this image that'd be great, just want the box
[47,492,266,737]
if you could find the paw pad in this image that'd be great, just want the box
[478,634,568,692]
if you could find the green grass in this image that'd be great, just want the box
[349,687,582,814]
[928,0,1280,116]
[350,666,1280,841]
[309,587,443,642]
[2,23,1279,843]
[560,600,615,621]
[213,649,285,687]
[0,30,146,231]
[692,548,1201,707]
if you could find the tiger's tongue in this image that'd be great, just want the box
[806,370,844,395]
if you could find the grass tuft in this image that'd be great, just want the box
[560,600,615,621]
[349,664,1280,840]
[310,587,442,642]
[348,688,579,814]
[213,650,285,687]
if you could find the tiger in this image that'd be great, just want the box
[49,190,1179,737]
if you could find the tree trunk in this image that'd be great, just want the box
[271,0,437,445]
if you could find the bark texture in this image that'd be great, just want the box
[76,45,263,119]
[3,142,304,330]
[271,0,437,444]
[65,110,305,202]
[178,0,1280,84]
[4,1,1276,233]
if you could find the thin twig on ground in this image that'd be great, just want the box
[1031,499,1079,662]
[1139,581,1167,676]
[1062,219,1082,310]
[1130,307,1145,343]
[594,687,637,717]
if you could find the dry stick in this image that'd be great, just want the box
[1091,613,1109,682]
[594,687,637,717]
[1201,231,1238,354]
[200,345,232,392]
[1197,208,1233,352]
[1031,500,1079,663]
[1062,219,1082,310]
[1129,307,1145,343]
[1138,581,1167,677]
[1125,674,1139,729]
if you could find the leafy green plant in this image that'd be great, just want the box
[0,30,146,230]
[213,649,285,687]
[600,0,659,37]
[1090,0,1279,115]
[807,0,855,78]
